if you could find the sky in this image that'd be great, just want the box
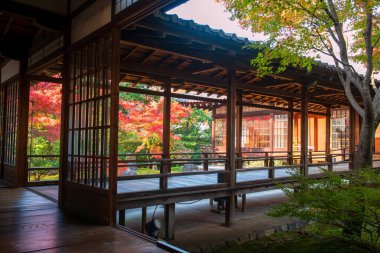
[167,0,256,41]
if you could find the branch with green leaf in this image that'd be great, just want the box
[218,0,380,169]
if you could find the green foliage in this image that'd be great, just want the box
[215,230,368,253]
[173,108,212,158]
[218,0,380,74]
[268,168,380,252]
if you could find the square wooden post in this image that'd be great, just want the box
[109,27,121,225]
[349,107,356,170]
[164,203,175,240]
[225,69,237,226]
[59,25,71,208]
[15,59,29,186]
[287,99,294,165]
[161,83,171,190]
[300,84,309,176]
[0,82,5,180]
[236,92,243,169]
[326,107,332,171]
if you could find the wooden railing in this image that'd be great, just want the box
[27,154,60,183]
[116,150,353,194]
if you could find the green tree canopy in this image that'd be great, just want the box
[218,0,380,169]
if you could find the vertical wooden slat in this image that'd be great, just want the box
[300,84,309,176]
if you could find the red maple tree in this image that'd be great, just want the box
[119,97,190,156]
[29,81,62,143]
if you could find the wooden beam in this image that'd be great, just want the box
[29,75,63,84]
[157,54,173,68]
[121,62,348,106]
[0,0,66,31]
[122,46,139,62]
[114,0,188,28]
[1,16,13,40]
[140,50,156,64]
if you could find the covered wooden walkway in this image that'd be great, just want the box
[0,183,169,253]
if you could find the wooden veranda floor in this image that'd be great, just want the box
[0,185,168,253]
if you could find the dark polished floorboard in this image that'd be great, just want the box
[0,186,167,253]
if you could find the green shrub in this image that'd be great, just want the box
[268,168,380,253]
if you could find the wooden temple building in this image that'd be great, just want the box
[1,0,380,249]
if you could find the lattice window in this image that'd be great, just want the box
[274,114,288,149]
[331,109,350,150]
[242,119,248,147]
[4,81,18,166]
[215,118,225,146]
[68,35,112,189]
[251,116,270,148]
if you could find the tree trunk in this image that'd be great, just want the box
[353,115,375,169]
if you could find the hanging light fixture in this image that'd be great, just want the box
[145,218,161,239]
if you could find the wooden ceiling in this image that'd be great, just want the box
[0,0,64,62]
[118,12,359,114]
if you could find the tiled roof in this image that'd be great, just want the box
[154,11,251,45]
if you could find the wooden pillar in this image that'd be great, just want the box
[161,83,171,190]
[225,69,237,226]
[59,23,71,207]
[287,99,294,165]
[164,203,175,240]
[314,117,318,151]
[141,207,147,233]
[326,107,332,171]
[109,27,120,225]
[236,93,243,169]
[0,82,6,180]
[349,107,356,170]
[15,59,29,186]
[211,108,216,151]
[300,84,309,176]
[118,209,126,226]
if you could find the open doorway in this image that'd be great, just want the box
[26,60,63,201]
